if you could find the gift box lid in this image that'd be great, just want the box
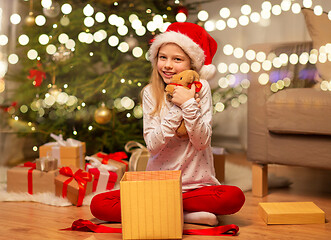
[39,142,86,158]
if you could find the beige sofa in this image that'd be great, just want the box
[247,41,331,197]
[247,8,331,197]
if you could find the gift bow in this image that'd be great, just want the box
[50,133,81,147]
[96,152,128,171]
[59,167,92,207]
[167,81,202,93]
[85,156,118,172]
[62,219,239,236]
[23,162,36,195]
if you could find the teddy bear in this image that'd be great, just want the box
[165,69,201,137]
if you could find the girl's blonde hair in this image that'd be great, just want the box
[141,61,165,116]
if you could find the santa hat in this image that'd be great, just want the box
[148,22,218,80]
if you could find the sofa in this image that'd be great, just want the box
[247,8,331,197]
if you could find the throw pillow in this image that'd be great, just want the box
[302,8,331,81]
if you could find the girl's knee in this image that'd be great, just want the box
[90,193,104,219]
[213,185,245,215]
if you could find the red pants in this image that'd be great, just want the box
[90,185,245,222]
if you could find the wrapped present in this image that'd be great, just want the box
[85,156,118,193]
[55,166,93,206]
[120,170,183,240]
[39,133,86,169]
[90,151,128,188]
[125,141,150,171]
[7,162,59,194]
[36,156,58,172]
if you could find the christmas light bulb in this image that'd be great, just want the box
[41,0,52,8]
[83,4,94,17]
[18,34,29,45]
[35,15,46,26]
[8,54,19,64]
[61,3,72,15]
[27,49,38,60]
[10,13,21,24]
[95,12,106,22]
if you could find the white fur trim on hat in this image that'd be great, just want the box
[148,31,205,71]
[199,64,216,81]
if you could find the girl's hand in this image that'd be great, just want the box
[171,84,196,107]
[195,93,201,108]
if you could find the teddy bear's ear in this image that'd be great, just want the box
[193,71,200,81]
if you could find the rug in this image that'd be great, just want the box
[0,161,291,207]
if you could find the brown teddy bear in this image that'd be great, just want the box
[165,70,201,137]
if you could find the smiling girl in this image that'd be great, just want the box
[90,22,245,226]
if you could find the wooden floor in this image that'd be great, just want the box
[1,153,331,240]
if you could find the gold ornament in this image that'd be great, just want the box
[94,103,112,124]
[25,12,35,26]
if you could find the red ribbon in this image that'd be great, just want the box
[96,152,128,171]
[62,219,239,236]
[23,162,36,195]
[59,167,92,207]
[168,81,202,93]
[85,164,117,192]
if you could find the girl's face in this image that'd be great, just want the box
[157,43,191,84]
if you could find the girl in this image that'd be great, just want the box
[90,22,245,226]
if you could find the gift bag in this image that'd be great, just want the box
[125,141,150,172]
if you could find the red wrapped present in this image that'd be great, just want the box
[85,157,118,193]
[88,152,128,188]
[55,166,93,206]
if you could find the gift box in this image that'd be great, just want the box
[259,202,325,225]
[120,170,183,240]
[125,141,150,171]
[90,152,128,188]
[85,157,118,193]
[39,134,86,169]
[55,166,93,206]
[212,147,225,183]
[36,156,58,172]
[7,162,59,194]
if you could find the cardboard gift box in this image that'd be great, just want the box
[90,152,128,188]
[212,147,225,183]
[7,162,59,194]
[39,141,86,169]
[125,141,150,171]
[259,202,325,225]
[55,166,93,206]
[85,160,118,193]
[36,156,58,172]
[120,170,183,240]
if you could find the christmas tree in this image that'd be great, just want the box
[6,0,194,154]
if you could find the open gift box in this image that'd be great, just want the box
[120,170,183,240]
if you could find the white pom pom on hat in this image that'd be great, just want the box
[148,22,218,80]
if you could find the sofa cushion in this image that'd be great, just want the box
[266,88,331,135]
[302,8,331,82]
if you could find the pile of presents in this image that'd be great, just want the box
[6,134,149,207]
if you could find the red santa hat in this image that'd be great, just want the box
[148,22,218,80]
